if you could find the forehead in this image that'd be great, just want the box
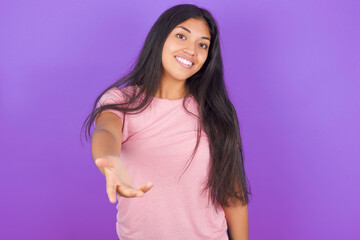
[173,18,211,38]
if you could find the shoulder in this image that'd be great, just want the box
[112,85,139,95]
[102,85,137,99]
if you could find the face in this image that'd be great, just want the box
[161,18,211,83]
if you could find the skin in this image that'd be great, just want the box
[92,18,211,203]
[93,114,153,202]
[156,17,211,99]
[223,201,249,240]
[91,18,211,202]
[92,17,248,239]
[160,19,249,238]
[226,204,249,240]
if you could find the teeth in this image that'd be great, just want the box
[176,56,192,66]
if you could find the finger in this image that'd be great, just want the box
[106,179,117,203]
[95,158,113,168]
[117,184,144,198]
[135,181,154,193]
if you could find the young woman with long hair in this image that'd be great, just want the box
[81,4,251,240]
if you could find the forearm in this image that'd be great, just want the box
[224,204,249,240]
[91,129,122,175]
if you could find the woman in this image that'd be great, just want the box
[82,4,251,240]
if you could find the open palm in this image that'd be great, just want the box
[95,156,153,203]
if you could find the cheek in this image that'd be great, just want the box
[198,54,208,66]
[168,42,182,55]
[162,45,175,63]
[162,42,174,63]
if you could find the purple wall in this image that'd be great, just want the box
[1,0,359,239]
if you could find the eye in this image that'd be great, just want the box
[176,33,208,50]
[199,43,208,49]
[176,33,186,40]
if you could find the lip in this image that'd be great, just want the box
[174,55,194,69]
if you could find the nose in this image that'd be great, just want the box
[184,43,196,56]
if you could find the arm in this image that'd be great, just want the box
[92,112,123,175]
[223,203,249,240]
[91,111,154,203]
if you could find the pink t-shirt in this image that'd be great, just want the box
[95,85,228,240]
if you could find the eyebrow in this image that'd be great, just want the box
[175,26,211,41]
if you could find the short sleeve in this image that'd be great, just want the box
[94,87,126,127]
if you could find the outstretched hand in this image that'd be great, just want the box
[95,156,154,203]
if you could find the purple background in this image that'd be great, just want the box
[1,0,359,239]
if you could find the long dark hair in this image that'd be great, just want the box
[81,3,252,210]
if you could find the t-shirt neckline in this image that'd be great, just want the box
[134,85,189,103]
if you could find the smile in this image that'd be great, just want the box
[175,56,194,69]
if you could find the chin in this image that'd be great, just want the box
[171,72,192,81]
